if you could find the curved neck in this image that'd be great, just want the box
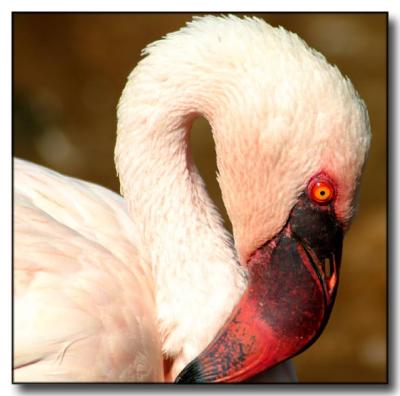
[115,57,246,373]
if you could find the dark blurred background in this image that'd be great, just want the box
[13,13,387,383]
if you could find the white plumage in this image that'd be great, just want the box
[14,159,162,381]
[13,15,370,382]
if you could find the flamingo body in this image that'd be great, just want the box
[14,159,162,381]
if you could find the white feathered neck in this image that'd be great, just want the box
[115,15,370,371]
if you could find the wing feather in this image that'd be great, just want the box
[14,159,163,382]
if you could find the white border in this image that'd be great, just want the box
[2,1,397,395]
[1,0,394,12]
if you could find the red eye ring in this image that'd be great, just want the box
[308,177,335,204]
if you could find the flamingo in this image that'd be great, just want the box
[13,15,371,383]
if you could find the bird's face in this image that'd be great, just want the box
[175,172,344,382]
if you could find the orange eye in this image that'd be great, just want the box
[309,179,334,204]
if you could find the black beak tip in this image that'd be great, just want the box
[174,359,205,383]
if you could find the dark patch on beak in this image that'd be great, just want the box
[290,194,343,308]
[176,190,343,383]
[174,360,204,383]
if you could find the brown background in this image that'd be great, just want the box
[13,13,387,383]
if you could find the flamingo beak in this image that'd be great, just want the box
[175,191,343,383]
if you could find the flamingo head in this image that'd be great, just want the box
[177,172,346,382]
[174,16,371,383]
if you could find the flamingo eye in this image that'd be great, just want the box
[308,178,335,204]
